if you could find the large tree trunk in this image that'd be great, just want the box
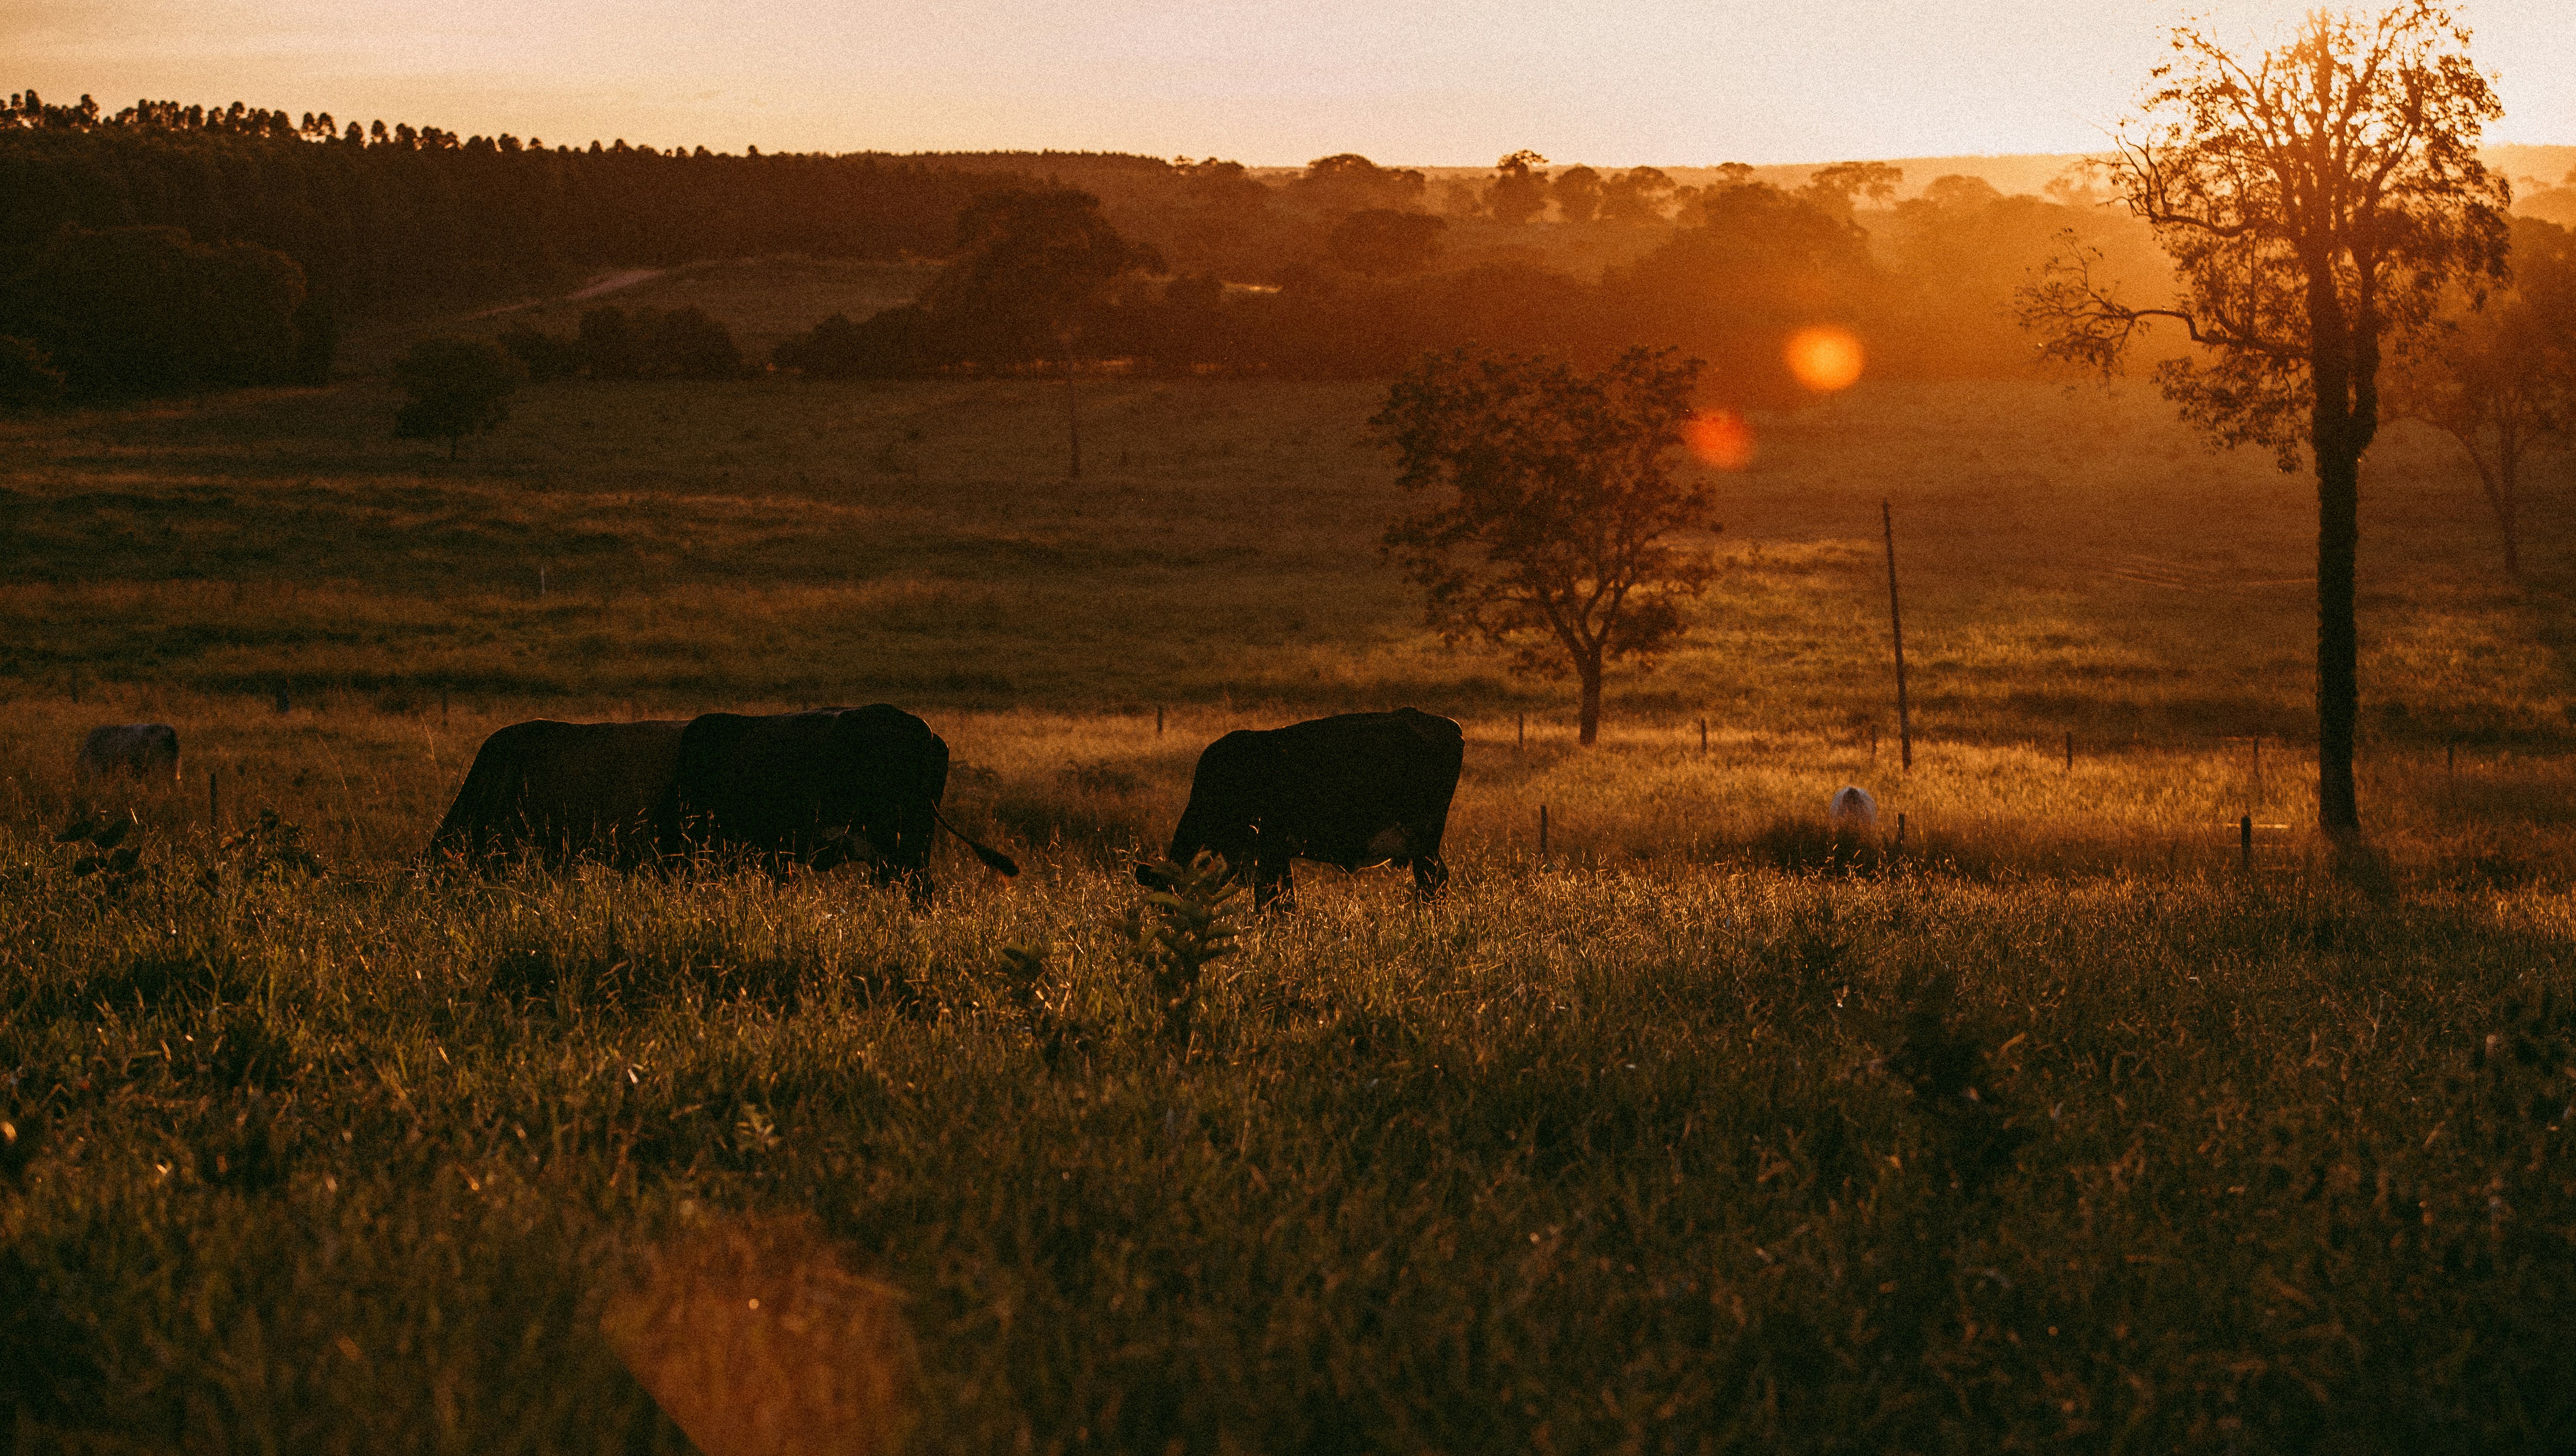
[2305,253,2367,839]
[2315,435,2362,836]
[1576,658,1603,746]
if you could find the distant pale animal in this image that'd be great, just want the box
[428,719,692,867]
[1148,708,1465,910]
[76,724,180,782]
[663,706,1016,898]
[1828,785,1879,828]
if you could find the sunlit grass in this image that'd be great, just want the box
[5,352,2575,1448]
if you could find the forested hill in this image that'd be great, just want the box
[0,90,1058,313]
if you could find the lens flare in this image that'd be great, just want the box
[1785,326,1864,393]
[1683,411,1755,470]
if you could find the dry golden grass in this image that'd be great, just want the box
[7,329,2576,1451]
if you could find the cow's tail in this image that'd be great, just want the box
[933,805,1020,876]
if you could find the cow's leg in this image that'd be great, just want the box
[1252,855,1295,912]
[1412,853,1449,901]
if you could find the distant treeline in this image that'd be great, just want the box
[767,173,2168,403]
[0,89,1047,306]
[3,86,2174,404]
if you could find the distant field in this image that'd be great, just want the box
[5,351,2569,751]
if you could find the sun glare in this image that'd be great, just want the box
[1682,410,1755,470]
[1785,326,1864,394]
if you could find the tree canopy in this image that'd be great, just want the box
[2386,215,2576,574]
[393,336,525,459]
[1373,347,1720,745]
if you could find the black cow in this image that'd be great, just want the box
[428,719,691,867]
[663,705,1016,896]
[1155,708,1464,909]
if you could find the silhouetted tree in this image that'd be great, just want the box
[13,226,306,397]
[579,306,643,379]
[1327,209,1447,277]
[2017,1,2510,836]
[1599,182,1879,407]
[1598,167,1676,226]
[919,188,1163,360]
[393,336,524,458]
[640,306,745,378]
[1286,154,1428,217]
[2386,216,2576,574]
[1486,151,1552,226]
[773,309,940,378]
[1374,347,1720,745]
[919,189,1161,475]
[1800,161,1904,219]
[497,322,585,381]
[1552,166,1603,226]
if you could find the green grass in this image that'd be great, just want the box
[6,328,2576,1449]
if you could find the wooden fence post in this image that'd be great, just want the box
[1699,717,1707,754]
[1882,500,1912,771]
[1155,705,1163,738]
[1538,804,1549,861]
[2240,814,2253,871]
[2065,731,2073,772]
[208,768,219,830]
[1517,712,1525,750]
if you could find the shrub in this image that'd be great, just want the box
[393,336,525,458]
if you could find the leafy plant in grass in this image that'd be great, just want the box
[51,811,143,893]
[393,335,525,459]
[1123,854,1242,1058]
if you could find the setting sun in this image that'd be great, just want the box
[1784,325,1864,393]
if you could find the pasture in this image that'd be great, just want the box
[5,333,2576,1451]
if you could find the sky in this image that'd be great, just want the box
[9,0,2573,167]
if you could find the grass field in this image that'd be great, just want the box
[6,304,2576,1450]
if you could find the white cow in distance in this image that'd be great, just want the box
[1827,785,1878,829]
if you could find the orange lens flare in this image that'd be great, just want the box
[1682,411,1755,470]
[1785,326,1864,393]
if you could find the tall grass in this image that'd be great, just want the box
[4,808,2573,1451]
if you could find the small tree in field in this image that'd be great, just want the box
[1373,347,1719,745]
[2015,1,2509,836]
[393,336,525,459]
[2386,217,2576,575]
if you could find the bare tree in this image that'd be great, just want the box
[1372,348,1719,745]
[2016,1,2510,836]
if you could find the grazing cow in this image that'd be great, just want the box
[1828,785,1879,828]
[1154,708,1464,910]
[429,719,690,867]
[76,724,181,782]
[663,706,1016,897]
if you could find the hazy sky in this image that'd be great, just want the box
[10,0,2572,166]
